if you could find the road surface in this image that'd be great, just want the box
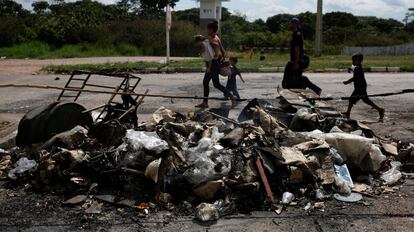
[0,72,413,142]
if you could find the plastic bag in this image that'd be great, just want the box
[334,164,353,188]
[183,152,232,185]
[324,133,373,169]
[210,127,224,144]
[381,161,402,185]
[183,131,231,185]
[195,200,222,221]
[195,199,234,222]
[366,145,386,172]
[125,130,168,154]
[282,192,295,205]
[334,176,352,196]
[8,157,37,180]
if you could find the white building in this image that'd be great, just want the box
[198,0,229,32]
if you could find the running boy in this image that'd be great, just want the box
[225,57,245,99]
[343,53,385,120]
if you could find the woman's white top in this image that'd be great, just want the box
[201,39,214,62]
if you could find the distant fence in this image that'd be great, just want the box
[342,43,414,56]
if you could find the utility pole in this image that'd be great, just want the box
[166,4,172,64]
[315,0,323,57]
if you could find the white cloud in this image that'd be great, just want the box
[242,0,410,21]
[15,0,412,21]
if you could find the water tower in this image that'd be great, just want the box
[198,0,229,32]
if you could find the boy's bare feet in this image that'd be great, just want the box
[379,109,385,121]
[231,101,238,108]
[229,95,237,108]
[195,102,209,108]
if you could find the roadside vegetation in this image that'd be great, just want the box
[0,41,142,59]
[0,1,413,59]
[43,55,414,74]
[0,120,10,130]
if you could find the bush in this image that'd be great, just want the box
[0,41,50,58]
[0,16,25,47]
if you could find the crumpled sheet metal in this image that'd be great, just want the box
[279,89,338,110]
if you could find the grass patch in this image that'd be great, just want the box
[43,54,414,74]
[43,61,165,73]
[231,53,414,70]
[0,120,10,130]
[0,41,142,59]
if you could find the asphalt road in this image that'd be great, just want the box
[0,72,413,141]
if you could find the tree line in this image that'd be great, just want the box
[0,0,413,56]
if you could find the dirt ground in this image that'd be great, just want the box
[0,56,191,75]
[0,70,414,231]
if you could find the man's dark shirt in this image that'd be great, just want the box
[290,30,304,62]
[347,65,367,92]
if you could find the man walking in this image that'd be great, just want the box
[282,18,322,95]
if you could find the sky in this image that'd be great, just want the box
[15,0,413,22]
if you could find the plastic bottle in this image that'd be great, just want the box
[282,192,295,205]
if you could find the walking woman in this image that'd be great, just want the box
[196,20,236,108]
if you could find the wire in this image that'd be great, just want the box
[0,84,413,103]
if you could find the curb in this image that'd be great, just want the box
[47,66,410,75]
[140,66,406,74]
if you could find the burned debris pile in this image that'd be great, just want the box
[0,73,413,222]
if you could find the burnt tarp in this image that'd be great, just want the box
[238,89,342,132]
[16,102,93,146]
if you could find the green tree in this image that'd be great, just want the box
[0,0,29,16]
[297,11,316,40]
[116,0,179,17]
[404,8,414,33]
[369,18,403,33]
[32,1,50,14]
[174,8,199,25]
[266,14,293,33]
[323,12,358,28]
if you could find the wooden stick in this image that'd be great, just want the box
[82,104,107,113]
[205,111,241,125]
[255,157,276,204]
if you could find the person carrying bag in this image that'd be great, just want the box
[195,20,236,109]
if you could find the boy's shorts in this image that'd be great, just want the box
[349,90,374,105]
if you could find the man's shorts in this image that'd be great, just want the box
[349,90,374,105]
